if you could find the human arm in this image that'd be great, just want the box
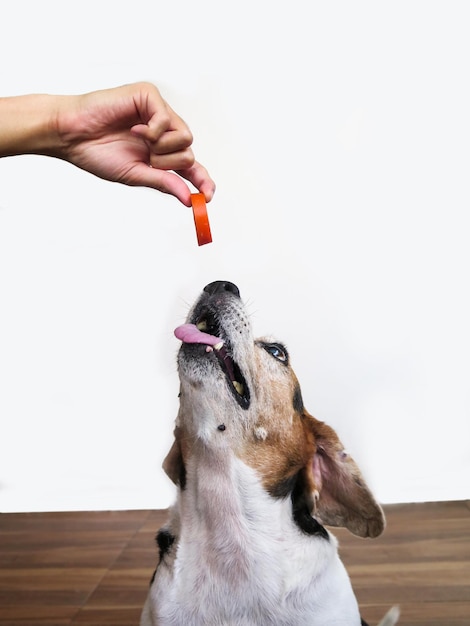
[0,82,215,206]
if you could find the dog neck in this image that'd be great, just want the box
[181,442,275,534]
[173,442,332,589]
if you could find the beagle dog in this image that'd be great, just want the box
[140,281,399,626]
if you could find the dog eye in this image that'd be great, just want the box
[263,343,288,363]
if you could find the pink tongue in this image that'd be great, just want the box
[174,323,223,346]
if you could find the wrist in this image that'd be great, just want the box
[0,94,66,158]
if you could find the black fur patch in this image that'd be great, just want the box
[361,620,370,626]
[179,461,187,490]
[291,471,329,539]
[293,384,304,412]
[293,503,329,539]
[156,529,175,563]
[268,472,299,499]
[148,529,176,586]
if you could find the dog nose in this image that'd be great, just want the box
[204,281,240,298]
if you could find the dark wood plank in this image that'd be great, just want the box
[0,503,468,625]
[336,501,470,626]
[0,510,157,626]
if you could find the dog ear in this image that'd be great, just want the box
[162,428,185,487]
[304,414,385,538]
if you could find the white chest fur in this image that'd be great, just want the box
[142,456,362,626]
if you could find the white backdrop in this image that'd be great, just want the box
[1,1,469,512]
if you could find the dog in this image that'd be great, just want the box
[140,280,399,626]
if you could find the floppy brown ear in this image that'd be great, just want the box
[162,428,185,487]
[305,413,385,538]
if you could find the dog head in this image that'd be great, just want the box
[164,281,384,539]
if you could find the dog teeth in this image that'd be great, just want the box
[213,341,224,350]
[196,320,208,331]
[232,381,244,395]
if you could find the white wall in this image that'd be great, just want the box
[1,1,469,512]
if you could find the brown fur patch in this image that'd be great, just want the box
[239,414,315,496]
[235,352,315,495]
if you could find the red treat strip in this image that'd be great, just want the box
[191,192,212,246]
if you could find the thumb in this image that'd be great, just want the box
[125,163,192,206]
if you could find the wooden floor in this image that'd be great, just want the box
[0,501,468,625]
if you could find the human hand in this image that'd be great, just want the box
[54,82,215,206]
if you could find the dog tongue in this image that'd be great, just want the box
[174,323,223,347]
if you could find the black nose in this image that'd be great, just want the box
[204,281,240,298]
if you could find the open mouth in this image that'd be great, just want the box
[174,310,250,410]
